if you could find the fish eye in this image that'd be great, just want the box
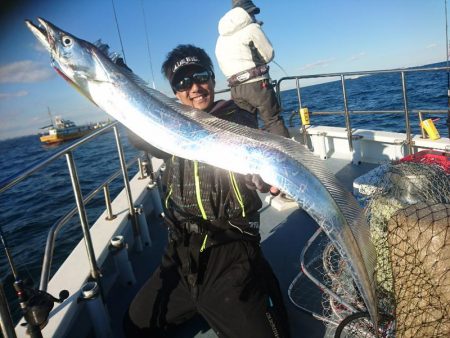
[62,36,72,47]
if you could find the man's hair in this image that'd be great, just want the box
[161,44,214,83]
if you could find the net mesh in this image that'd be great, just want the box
[366,162,450,337]
[387,202,450,337]
[288,161,450,337]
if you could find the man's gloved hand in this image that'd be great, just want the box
[245,174,270,193]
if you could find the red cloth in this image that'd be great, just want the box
[400,150,449,173]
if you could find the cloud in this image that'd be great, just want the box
[0,60,54,84]
[426,43,438,49]
[33,42,48,53]
[348,52,366,62]
[0,90,28,99]
[299,58,335,71]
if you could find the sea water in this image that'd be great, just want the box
[280,61,449,135]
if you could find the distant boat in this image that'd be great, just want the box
[39,110,93,144]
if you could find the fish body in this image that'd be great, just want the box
[26,18,378,324]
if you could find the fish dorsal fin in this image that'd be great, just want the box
[92,40,182,110]
[116,62,192,113]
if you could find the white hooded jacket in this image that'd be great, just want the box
[215,7,274,83]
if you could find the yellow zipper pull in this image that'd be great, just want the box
[200,234,208,252]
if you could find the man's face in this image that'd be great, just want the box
[173,66,215,112]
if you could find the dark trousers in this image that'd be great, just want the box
[123,233,290,337]
[231,80,290,138]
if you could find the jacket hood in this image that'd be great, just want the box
[218,7,253,36]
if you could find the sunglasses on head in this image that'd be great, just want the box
[172,70,212,92]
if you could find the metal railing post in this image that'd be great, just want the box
[103,184,116,220]
[295,78,309,146]
[145,152,155,183]
[65,151,100,281]
[138,158,146,179]
[275,79,282,110]
[340,75,353,151]
[418,111,427,138]
[39,230,56,291]
[39,157,138,291]
[295,78,303,109]
[113,126,142,251]
[0,282,16,338]
[401,71,413,155]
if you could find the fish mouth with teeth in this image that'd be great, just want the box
[25,18,52,52]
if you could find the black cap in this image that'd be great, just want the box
[169,56,208,84]
[232,0,260,15]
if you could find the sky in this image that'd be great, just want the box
[0,0,447,140]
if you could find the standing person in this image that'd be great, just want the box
[124,44,290,338]
[215,0,290,138]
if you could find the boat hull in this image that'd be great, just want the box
[39,130,92,144]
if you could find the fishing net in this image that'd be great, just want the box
[387,202,450,337]
[288,161,450,337]
[364,162,450,337]
[288,227,379,338]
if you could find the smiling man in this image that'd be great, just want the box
[124,44,290,337]
[165,51,216,111]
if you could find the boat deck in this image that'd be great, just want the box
[100,158,378,338]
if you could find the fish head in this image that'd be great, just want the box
[25,18,113,100]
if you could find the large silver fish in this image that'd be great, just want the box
[26,18,378,325]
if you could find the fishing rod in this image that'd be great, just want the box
[140,0,156,89]
[110,0,156,89]
[111,0,127,64]
[0,227,42,337]
[0,228,19,282]
[273,60,289,77]
[0,227,68,337]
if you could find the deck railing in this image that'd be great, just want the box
[0,122,147,293]
[275,66,450,155]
